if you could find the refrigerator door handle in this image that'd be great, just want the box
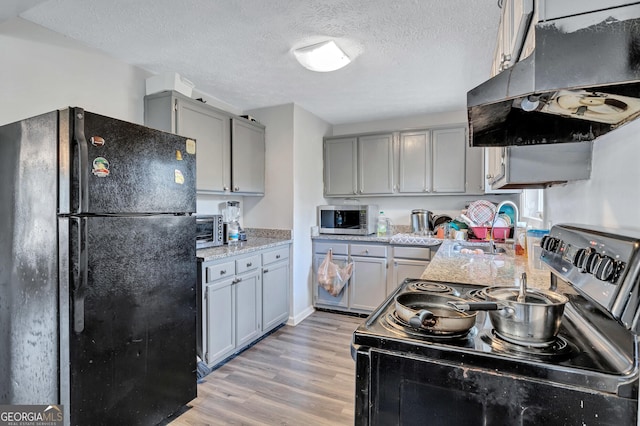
[72,217,88,333]
[73,108,89,213]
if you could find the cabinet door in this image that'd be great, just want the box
[349,256,387,312]
[234,270,262,348]
[398,130,431,193]
[324,137,357,196]
[204,278,235,365]
[432,127,466,193]
[390,259,429,295]
[313,253,350,308]
[465,143,486,195]
[231,118,265,194]
[176,99,231,193]
[358,133,394,195]
[262,260,289,332]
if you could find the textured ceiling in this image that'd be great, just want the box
[17,0,501,124]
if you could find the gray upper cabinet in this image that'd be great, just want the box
[323,137,358,196]
[398,126,472,195]
[145,91,231,193]
[324,133,394,196]
[231,118,265,195]
[486,143,593,189]
[492,0,534,76]
[398,130,431,193]
[432,127,466,193]
[326,126,482,197]
[145,91,265,196]
[358,133,394,195]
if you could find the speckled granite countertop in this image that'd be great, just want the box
[197,229,292,262]
[421,240,551,289]
[311,233,442,247]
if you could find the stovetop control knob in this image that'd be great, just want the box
[585,251,602,274]
[573,248,587,269]
[540,235,550,251]
[545,237,559,252]
[594,255,616,281]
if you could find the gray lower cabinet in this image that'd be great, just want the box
[349,244,388,312]
[389,246,432,295]
[313,242,350,309]
[199,244,290,367]
[234,254,262,348]
[313,241,388,314]
[261,246,290,333]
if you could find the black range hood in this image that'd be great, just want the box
[468,3,640,147]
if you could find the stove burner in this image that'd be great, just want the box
[408,281,460,296]
[481,330,575,360]
[381,312,474,341]
[465,287,489,301]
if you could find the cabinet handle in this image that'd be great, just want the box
[223,186,229,191]
[247,262,252,267]
[234,278,242,283]
[234,186,240,191]
[365,249,369,254]
[486,174,493,179]
[220,270,226,275]
[264,269,269,273]
[276,254,281,259]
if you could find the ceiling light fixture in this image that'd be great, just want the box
[293,40,351,72]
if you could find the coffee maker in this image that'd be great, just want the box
[223,201,246,242]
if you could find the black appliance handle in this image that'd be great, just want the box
[72,217,88,333]
[409,309,435,328]
[73,108,89,213]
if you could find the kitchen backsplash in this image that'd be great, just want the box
[244,228,291,240]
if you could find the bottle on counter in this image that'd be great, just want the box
[376,211,388,237]
[227,220,239,246]
[515,221,527,256]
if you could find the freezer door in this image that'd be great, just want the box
[68,215,196,425]
[69,108,196,214]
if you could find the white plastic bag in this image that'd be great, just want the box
[317,250,353,297]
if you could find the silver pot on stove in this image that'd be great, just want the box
[449,275,568,343]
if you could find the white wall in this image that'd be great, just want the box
[545,119,640,232]
[243,104,295,229]
[245,103,331,324]
[0,18,150,125]
[292,105,332,320]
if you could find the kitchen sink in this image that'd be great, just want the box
[452,242,506,255]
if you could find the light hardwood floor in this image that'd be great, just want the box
[170,311,364,426]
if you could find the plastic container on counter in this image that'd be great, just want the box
[527,229,549,270]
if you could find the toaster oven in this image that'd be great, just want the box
[196,215,224,249]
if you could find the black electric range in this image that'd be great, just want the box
[353,224,640,425]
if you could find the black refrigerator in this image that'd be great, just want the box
[0,108,197,425]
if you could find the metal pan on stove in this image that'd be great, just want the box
[395,292,477,334]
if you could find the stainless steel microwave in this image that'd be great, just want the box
[317,205,378,235]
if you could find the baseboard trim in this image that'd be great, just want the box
[287,305,315,326]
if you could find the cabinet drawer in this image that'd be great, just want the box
[263,246,289,265]
[205,260,236,283]
[236,254,261,274]
[393,246,431,260]
[350,244,387,258]
[314,242,348,256]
